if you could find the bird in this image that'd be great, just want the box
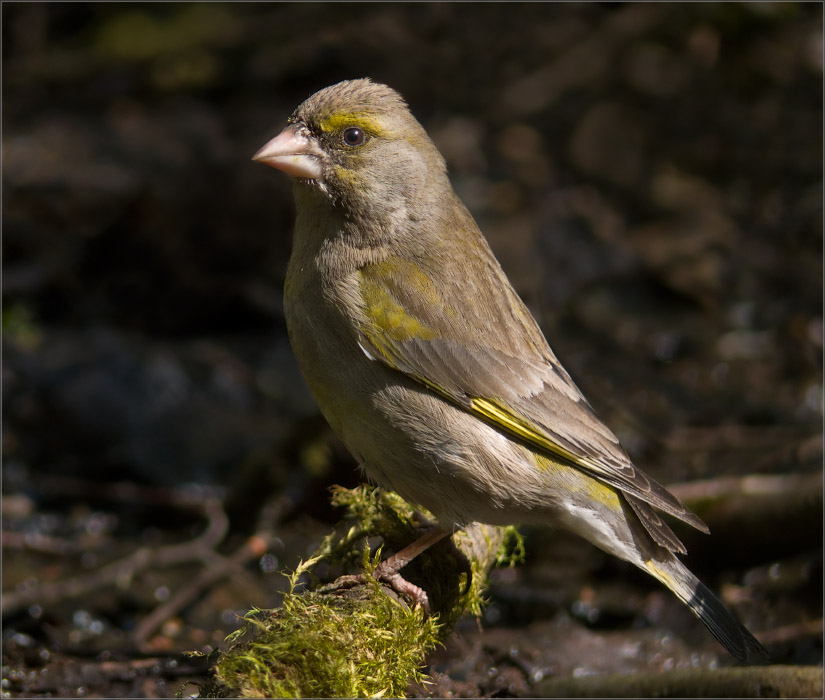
[252,78,768,663]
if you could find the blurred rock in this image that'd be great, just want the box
[4,327,313,485]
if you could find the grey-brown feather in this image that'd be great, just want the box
[357,236,709,543]
[624,493,687,554]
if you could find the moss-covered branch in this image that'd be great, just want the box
[532,664,824,698]
[202,486,523,698]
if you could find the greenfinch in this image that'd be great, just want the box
[253,79,767,663]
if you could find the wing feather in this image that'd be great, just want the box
[356,252,708,537]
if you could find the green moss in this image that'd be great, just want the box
[206,486,525,698]
[214,585,440,698]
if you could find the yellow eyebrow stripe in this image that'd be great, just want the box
[318,112,387,138]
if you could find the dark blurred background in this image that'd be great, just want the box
[2,4,822,697]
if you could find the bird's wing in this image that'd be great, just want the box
[355,253,708,544]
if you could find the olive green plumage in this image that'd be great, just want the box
[253,79,767,663]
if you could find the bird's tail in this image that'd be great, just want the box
[644,556,768,664]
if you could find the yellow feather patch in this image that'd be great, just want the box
[332,164,360,187]
[358,266,437,342]
[644,560,678,591]
[531,452,622,510]
[365,259,443,306]
[470,397,585,465]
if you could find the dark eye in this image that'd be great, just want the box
[342,127,366,147]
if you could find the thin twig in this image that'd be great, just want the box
[2,497,229,615]
[132,532,274,649]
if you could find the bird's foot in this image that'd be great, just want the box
[333,566,431,612]
[332,526,451,612]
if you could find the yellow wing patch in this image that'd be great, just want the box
[470,397,586,466]
[358,264,438,342]
[364,259,444,306]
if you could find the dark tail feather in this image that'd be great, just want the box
[645,558,769,664]
[685,578,769,663]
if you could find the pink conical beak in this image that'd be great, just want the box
[252,124,323,179]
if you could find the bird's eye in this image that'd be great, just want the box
[342,127,366,147]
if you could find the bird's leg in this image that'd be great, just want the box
[335,526,451,612]
[372,526,451,609]
[374,526,450,577]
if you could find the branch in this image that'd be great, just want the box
[533,664,823,698]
